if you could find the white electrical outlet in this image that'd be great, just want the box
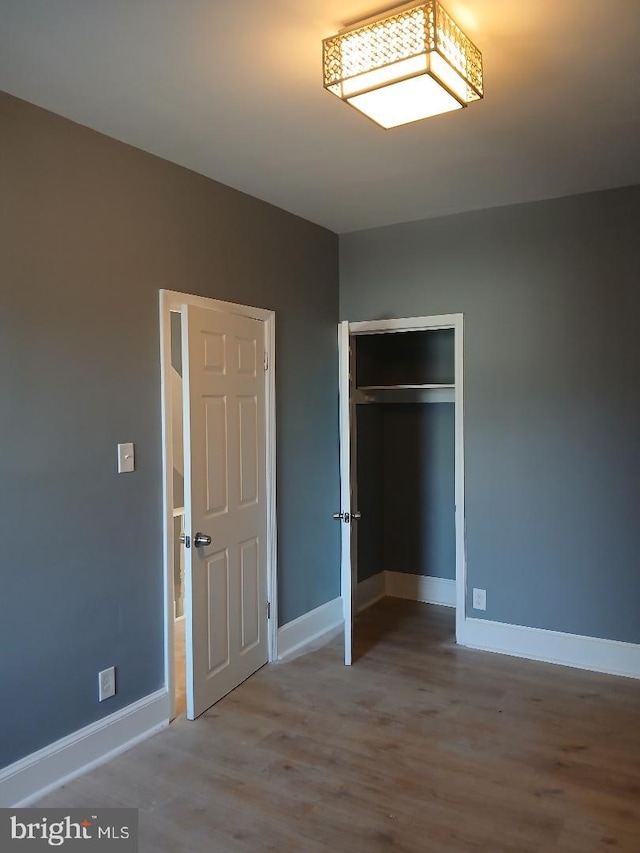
[98,666,116,702]
[117,443,135,473]
[472,588,487,611]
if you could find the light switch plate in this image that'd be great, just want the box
[117,442,135,473]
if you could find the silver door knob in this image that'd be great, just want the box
[352,511,361,521]
[332,512,344,520]
[194,532,212,547]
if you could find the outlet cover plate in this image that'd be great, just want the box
[99,666,116,702]
[472,588,487,611]
[117,443,135,473]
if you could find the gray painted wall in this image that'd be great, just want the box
[355,405,384,582]
[0,91,339,769]
[356,403,455,582]
[341,185,640,644]
[356,328,454,386]
[382,404,455,580]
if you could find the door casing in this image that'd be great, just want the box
[338,313,466,646]
[160,289,278,719]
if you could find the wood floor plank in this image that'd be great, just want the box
[36,599,640,851]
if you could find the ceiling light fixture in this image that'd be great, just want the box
[323,1,483,129]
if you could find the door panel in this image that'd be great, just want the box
[203,331,226,372]
[338,321,354,665]
[237,336,257,375]
[240,537,260,651]
[205,398,228,513]
[183,305,268,719]
[238,397,258,505]
[206,550,229,673]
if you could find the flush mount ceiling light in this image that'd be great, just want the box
[323,1,483,129]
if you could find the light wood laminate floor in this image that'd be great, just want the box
[37,599,640,851]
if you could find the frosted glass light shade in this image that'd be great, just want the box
[323,2,483,128]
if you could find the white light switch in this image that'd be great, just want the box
[117,442,135,473]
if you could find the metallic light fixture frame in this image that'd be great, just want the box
[323,1,483,128]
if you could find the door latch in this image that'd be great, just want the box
[179,533,191,549]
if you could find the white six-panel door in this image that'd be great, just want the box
[182,304,268,718]
[337,321,354,665]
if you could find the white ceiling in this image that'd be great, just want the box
[1,0,639,233]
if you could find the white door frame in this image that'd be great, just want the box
[341,313,466,643]
[159,289,278,719]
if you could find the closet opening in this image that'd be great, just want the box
[337,316,465,664]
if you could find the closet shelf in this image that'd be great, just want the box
[357,383,455,391]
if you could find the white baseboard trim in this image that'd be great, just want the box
[385,572,456,608]
[277,596,344,661]
[356,573,386,613]
[459,617,640,680]
[0,689,170,808]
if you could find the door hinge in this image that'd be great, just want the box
[267,601,271,619]
[264,351,269,371]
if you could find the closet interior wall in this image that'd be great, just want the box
[354,329,456,594]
